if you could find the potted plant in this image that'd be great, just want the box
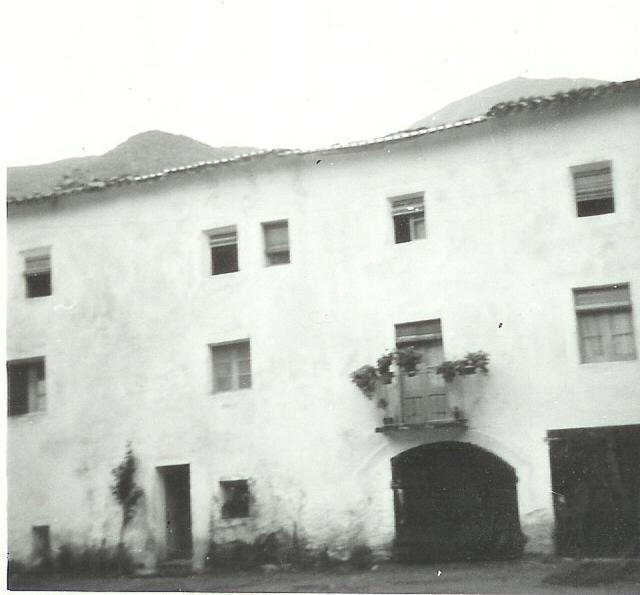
[351,365,378,397]
[436,351,490,382]
[436,360,458,383]
[465,351,489,374]
[376,353,394,384]
[395,347,422,377]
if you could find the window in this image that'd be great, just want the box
[210,341,252,392]
[391,194,426,243]
[574,283,636,363]
[263,220,290,265]
[32,526,51,567]
[572,161,614,217]
[24,252,51,297]
[7,358,46,416]
[220,480,250,519]
[207,226,239,275]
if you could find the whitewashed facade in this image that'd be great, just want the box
[7,81,640,570]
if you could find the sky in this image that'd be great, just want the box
[3,0,639,166]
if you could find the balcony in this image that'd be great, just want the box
[374,368,470,433]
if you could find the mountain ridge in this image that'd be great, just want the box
[408,77,608,129]
[7,130,259,199]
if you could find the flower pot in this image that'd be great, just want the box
[381,372,393,384]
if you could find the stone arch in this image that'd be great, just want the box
[391,441,525,561]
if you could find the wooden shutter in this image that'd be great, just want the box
[572,162,613,204]
[391,195,424,216]
[264,221,289,254]
[396,319,442,343]
[574,284,630,311]
[24,254,51,274]
[208,226,237,247]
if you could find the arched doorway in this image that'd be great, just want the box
[391,441,524,561]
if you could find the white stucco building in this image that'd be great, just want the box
[7,79,640,571]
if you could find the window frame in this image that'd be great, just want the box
[210,340,252,393]
[7,357,47,416]
[206,226,239,275]
[390,193,426,244]
[573,283,637,364]
[220,479,251,519]
[571,160,615,218]
[23,248,52,298]
[262,219,290,266]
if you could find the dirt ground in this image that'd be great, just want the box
[8,558,640,594]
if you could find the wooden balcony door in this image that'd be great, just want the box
[398,341,447,423]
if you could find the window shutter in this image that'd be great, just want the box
[572,162,613,203]
[208,226,237,247]
[264,222,289,253]
[574,284,630,311]
[391,195,424,216]
[25,255,51,274]
[396,319,442,343]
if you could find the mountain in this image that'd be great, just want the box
[408,77,608,129]
[7,130,260,199]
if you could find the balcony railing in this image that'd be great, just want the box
[375,367,467,432]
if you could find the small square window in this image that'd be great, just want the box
[32,526,51,564]
[207,226,239,275]
[391,194,426,243]
[220,479,250,519]
[263,220,290,266]
[571,161,614,217]
[24,253,51,297]
[210,341,252,392]
[574,283,636,363]
[7,358,46,416]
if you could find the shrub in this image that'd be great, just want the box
[349,544,374,570]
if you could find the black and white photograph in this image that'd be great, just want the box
[4,0,640,592]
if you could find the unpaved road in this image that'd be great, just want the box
[9,558,640,593]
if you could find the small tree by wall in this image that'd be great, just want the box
[111,442,144,563]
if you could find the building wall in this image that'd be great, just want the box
[7,94,640,567]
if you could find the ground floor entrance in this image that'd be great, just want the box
[548,424,640,558]
[391,441,523,561]
[157,464,193,560]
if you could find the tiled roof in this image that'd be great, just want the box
[7,78,639,204]
[487,79,640,117]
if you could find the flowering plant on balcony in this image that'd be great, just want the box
[350,365,378,397]
[394,346,423,377]
[350,363,390,410]
[376,353,394,384]
[436,351,490,382]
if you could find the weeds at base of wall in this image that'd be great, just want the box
[9,542,136,577]
[543,559,640,586]
[59,542,135,576]
[205,532,377,573]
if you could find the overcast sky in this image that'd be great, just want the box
[3,0,639,166]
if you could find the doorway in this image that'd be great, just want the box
[158,465,193,560]
[548,424,640,558]
[392,441,524,561]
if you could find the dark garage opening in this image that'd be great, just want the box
[548,424,640,558]
[392,441,524,562]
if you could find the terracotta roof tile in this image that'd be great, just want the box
[7,79,639,204]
